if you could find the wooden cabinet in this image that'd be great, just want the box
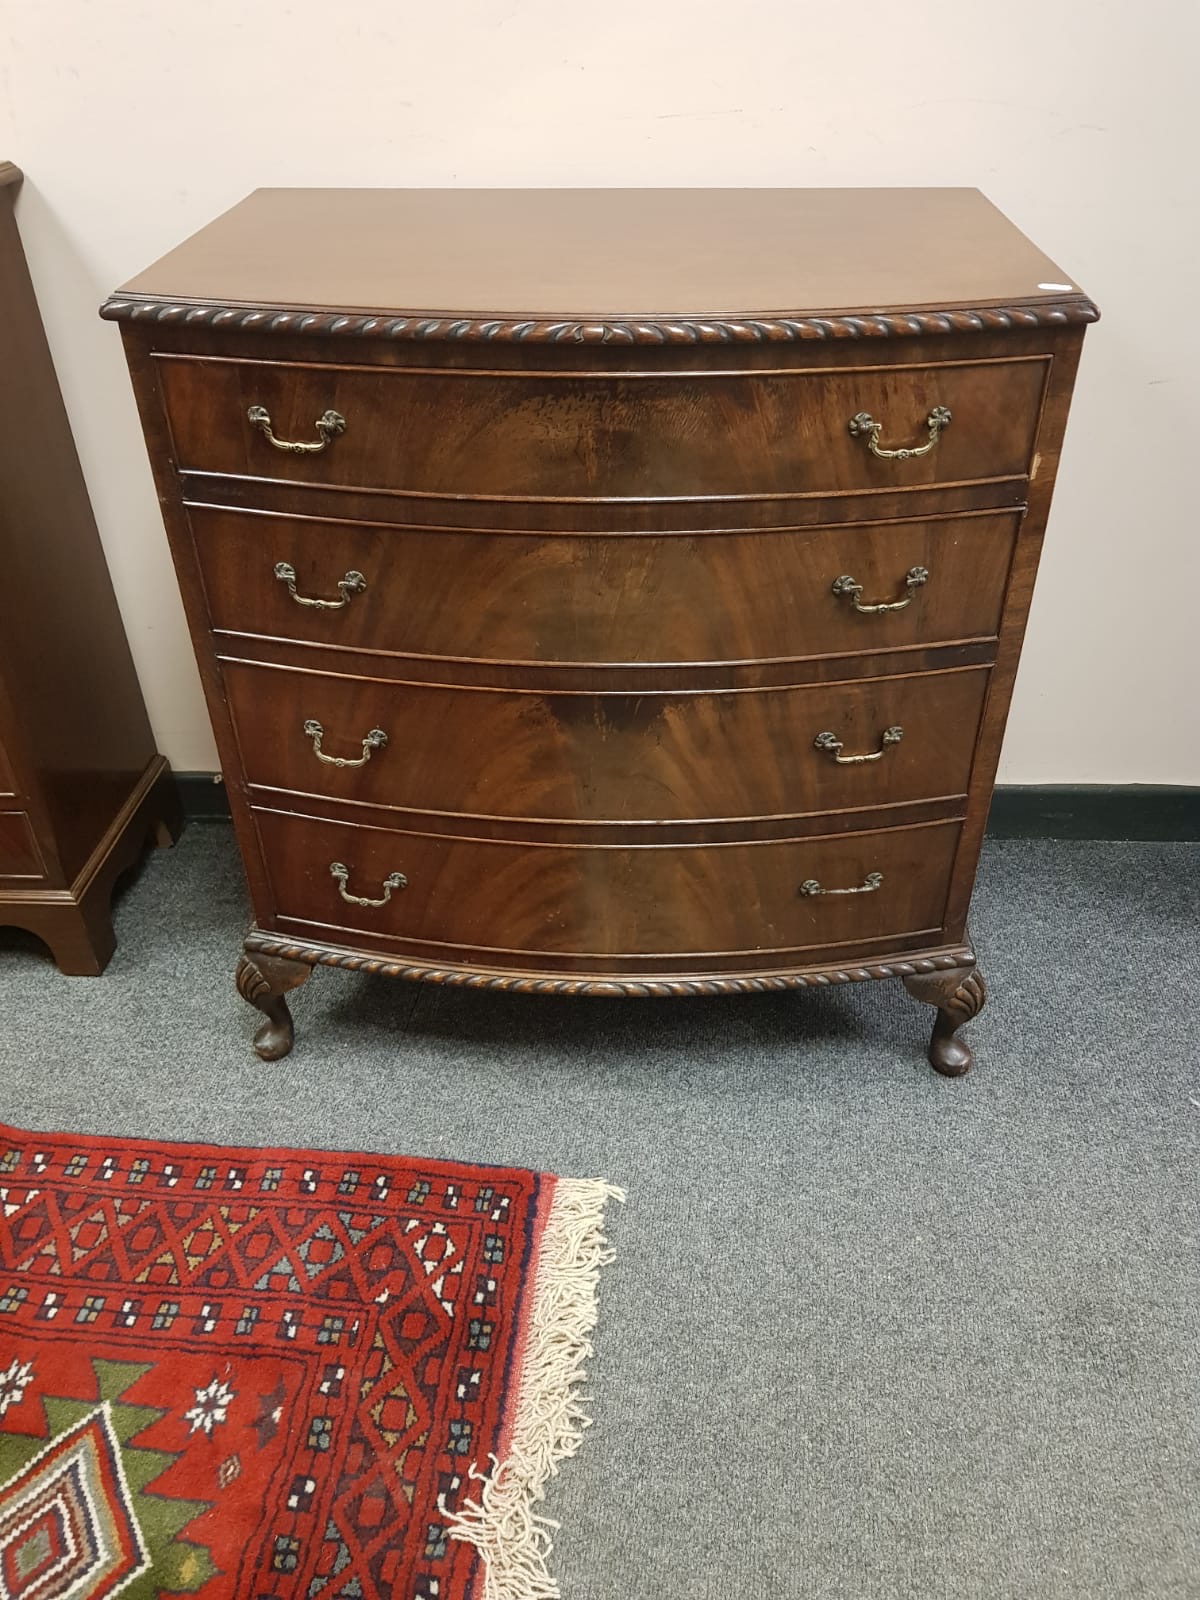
[0,163,178,973]
[106,186,1096,1067]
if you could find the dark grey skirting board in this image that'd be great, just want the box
[985,785,1200,840]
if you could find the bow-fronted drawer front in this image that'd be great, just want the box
[157,354,1048,503]
[252,805,962,965]
[222,659,990,825]
[191,506,1022,665]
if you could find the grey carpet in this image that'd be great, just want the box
[1,827,1197,1599]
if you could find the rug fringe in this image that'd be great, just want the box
[440,1177,625,1600]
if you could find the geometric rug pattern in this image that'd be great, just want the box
[0,1123,549,1598]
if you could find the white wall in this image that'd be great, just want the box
[1,0,1196,782]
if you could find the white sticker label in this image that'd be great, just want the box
[1037,282,1074,292]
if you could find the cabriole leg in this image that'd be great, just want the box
[902,964,987,1077]
[235,950,312,1061]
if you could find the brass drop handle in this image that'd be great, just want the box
[848,406,951,460]
[303,720,388,769]
[814,726,903,765]
[274,562,366,611]
[248,404,346,454]
[329,862,407,908]
[799,872,883,897]
[832,567,928,614]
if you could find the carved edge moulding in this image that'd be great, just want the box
[242,930,979,995]
[236,933,986,1074]
[100,296,1100,345]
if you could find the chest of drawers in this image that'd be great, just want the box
[0,163,178,975]
[104,187,1096,1070]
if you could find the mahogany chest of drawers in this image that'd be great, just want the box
[104,188,1097,1069]
[0,162,177,975]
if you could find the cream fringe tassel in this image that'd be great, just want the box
[440,1177,626,1600]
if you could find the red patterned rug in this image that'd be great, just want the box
[0,1121,621,1599]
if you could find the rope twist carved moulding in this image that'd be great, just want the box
[242,934,978,998]
[99,297,1100,345]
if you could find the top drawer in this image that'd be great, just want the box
[155,354,1049,504]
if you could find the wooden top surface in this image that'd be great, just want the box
[107,187,1096,345]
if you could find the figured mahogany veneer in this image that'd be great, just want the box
[157,354,1047,503]
[107,186,1096,1068]
[193,505,1022,667]
[222,658,990,825]
[253,805,963,968]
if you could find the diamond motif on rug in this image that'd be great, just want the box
[0,1122,620,1599]
[0,1403,148,1597]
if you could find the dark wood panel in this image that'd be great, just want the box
[249,922,975,984]
[0,169,162,892]
[0,736,15,798]
[141,316,1074,378]
[183,472,1026,532]
[253,804,960,961]
[242,785,965,847]
[941,329,1086,938]
[215,633,998,696]
[222,658,989,826]
[0,811,44,879]
[191,505,1021,668]
[0,758,180,974]
[157,354,1047,502]
[268,915,956,978]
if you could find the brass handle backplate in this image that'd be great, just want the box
[799,872,883,897]
[274,562,366,611]
[832,567,928,615]
[814,726,903,766]
[304,720,388,770]
[248,404,346,455]
[329,861,407,908]
[848,406,951,460]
